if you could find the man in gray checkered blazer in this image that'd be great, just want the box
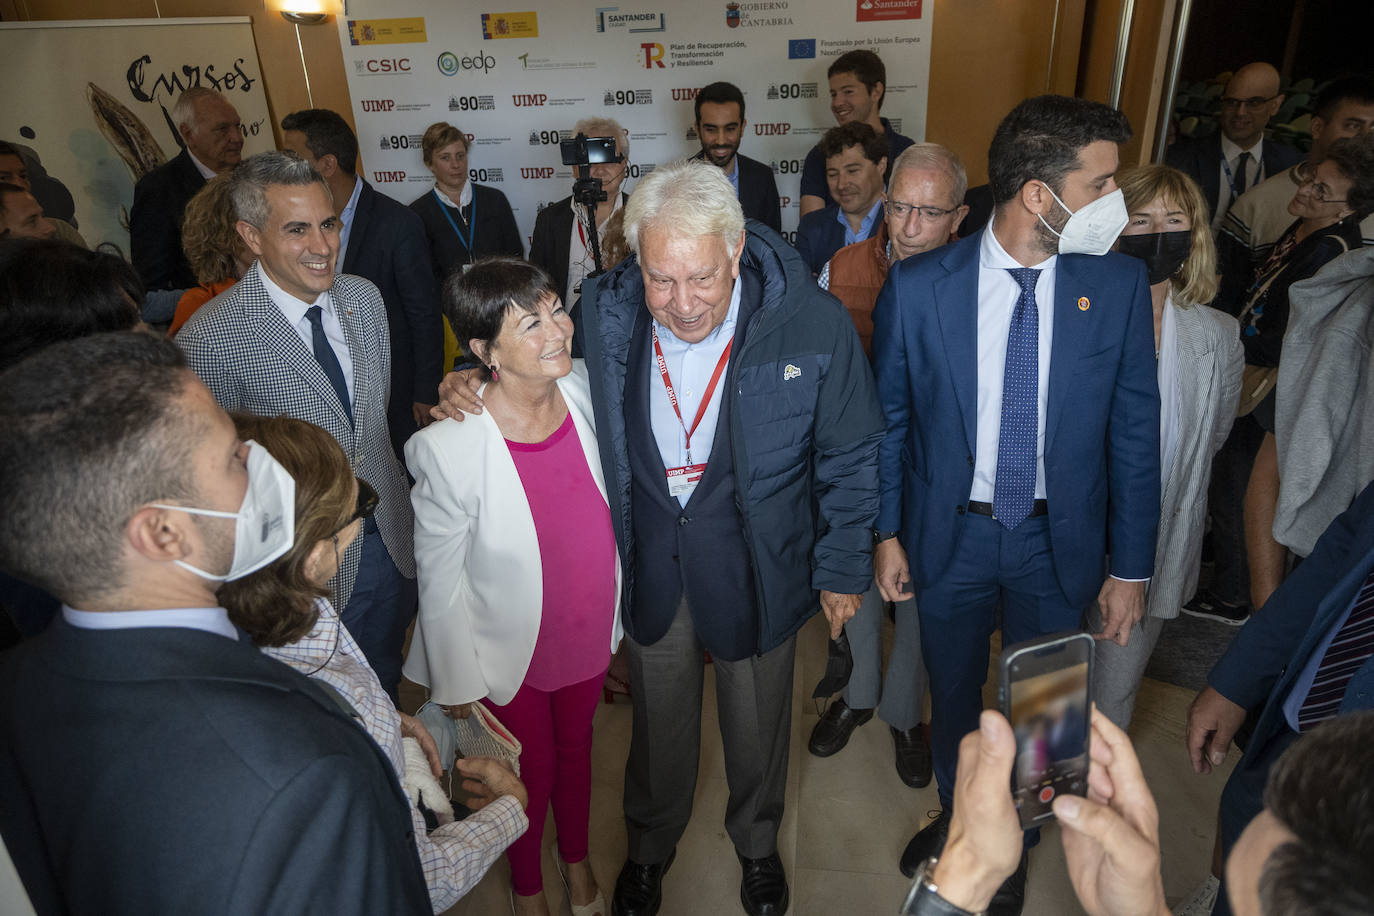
[177,151,416,699]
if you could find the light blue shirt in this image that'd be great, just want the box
[724,156,740,197]
[838,198,884,247]
[336,176,364,263]
[63,605,239,641]
[649,277,743,506]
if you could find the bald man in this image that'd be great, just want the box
[1166,62,1303,230]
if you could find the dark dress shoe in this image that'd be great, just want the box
[611,850,675,916]
[807,699,873,757]
[899,808,950,878]
[891,724,932,788]
[738,851,789,915]
[988,850,1029,916]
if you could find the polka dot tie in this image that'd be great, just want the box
[994,267,1041,529]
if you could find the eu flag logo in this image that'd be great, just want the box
[788,39,816,59]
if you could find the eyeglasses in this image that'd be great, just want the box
[332,478,378,551]
[1298,176,1348,204]
[887,200,959,221]
[1219,95,1277,112]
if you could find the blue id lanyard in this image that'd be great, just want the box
[434,189,477,258]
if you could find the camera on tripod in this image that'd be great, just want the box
[558,133,623,275]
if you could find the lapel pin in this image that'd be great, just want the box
[1077,296,1090,312]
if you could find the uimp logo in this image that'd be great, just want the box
[360,99,397,112]
[754,122,791,136]
[437,51,496,76]
[640,42,665,69]
[373,170,406,183]
[521,167,556,179]
[672,88,701,101]
[359,58,411,73]
[512,93,549,107]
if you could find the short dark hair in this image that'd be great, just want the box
[281,109,360,176]
[442,257,558,380]
[0,332,198,605]
[987,95,1132,205]
[695,81,746,123]
[1259,711,1374,915]
[1313,75,1374,123]
[818,122,888,166]
[0,239,143,371]
[1322,133,1374,218]
[828,50,886,109]
[0,141,20,160]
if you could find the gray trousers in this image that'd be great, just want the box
[623,597,796,863]
[1087,603,1167,730]
[841,587,928,730]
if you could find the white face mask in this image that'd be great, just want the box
[1036,182,1129,256]
[152,440,296,582]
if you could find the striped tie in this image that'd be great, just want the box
[1297,569,1374,732]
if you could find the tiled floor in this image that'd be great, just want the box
[435,614,1236,916]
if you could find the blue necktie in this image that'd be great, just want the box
[306,305,353,425]
[994,267,1041,529]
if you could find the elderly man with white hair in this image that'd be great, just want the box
[130,86,244,291]
[586,159,883,916]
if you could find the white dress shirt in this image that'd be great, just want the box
[970,219,1056,502]
[566,193,624,301]
[256,261,355,401]
[1213,134,1266,231]
[336,175,364,263]
[63,605,239,640]
[186,150,218,180]
[650,277,743,506]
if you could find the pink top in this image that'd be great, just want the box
[506,412,616,690]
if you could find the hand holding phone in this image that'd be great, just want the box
[998,631,1095,829]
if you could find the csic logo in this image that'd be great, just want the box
[360,99,397,112]
[356,58,411,74]
[373,170,406,183]
[604,88,653,106]
[437,50,496,76]
[513,93,548,107]
[672,88,701,101]
[521,167,556,179]
[640,42,665,69]
[754,122,791,136]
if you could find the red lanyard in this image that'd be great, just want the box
[652,327,734,464]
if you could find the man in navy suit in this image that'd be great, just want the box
[874,95,1159,915]
[282,108,445,461]
[690,81,782,231]
[0,332,430,915]
[130,88,244,292]
[1186,480,1374,916]
[795,123,887,275]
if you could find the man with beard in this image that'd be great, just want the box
[690,81,781,231]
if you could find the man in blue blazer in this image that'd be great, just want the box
[875,95,1160,914]
[282,108,445,461]
[0,332,430,915]
[1186,480,1374,916]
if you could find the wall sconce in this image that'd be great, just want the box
[280,5,330,107]
[281,11,328,24]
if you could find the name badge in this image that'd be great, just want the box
[666,463,706,499]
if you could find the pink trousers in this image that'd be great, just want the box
[492,669,606,895]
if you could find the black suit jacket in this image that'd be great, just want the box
[129,148,206,290]
[690,151,781,231]
[1165,133,1303,221]
[409,183,524,286]
[341,179,444,458]
[0,618,431,915]
[529,192,630,308]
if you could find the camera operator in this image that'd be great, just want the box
[529,117,630,309]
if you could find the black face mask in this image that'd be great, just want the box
[1117,230,1192,285]
[812,630,854,698]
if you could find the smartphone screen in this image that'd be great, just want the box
[1000,632,1093,829]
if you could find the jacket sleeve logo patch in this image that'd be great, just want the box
[783,363,802,381]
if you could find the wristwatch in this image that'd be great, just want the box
[873,528,900,545]
[898,856,985,916]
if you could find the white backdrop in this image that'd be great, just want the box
[0,18,275,252]
[338,0,932,245]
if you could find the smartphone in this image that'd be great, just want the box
[998,631,1094,830]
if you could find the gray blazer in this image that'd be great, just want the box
[176,267,416,608]
[1148,299,1243,619]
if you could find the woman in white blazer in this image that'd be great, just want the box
[1093,166,1244,728]
[403,258,622,916]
